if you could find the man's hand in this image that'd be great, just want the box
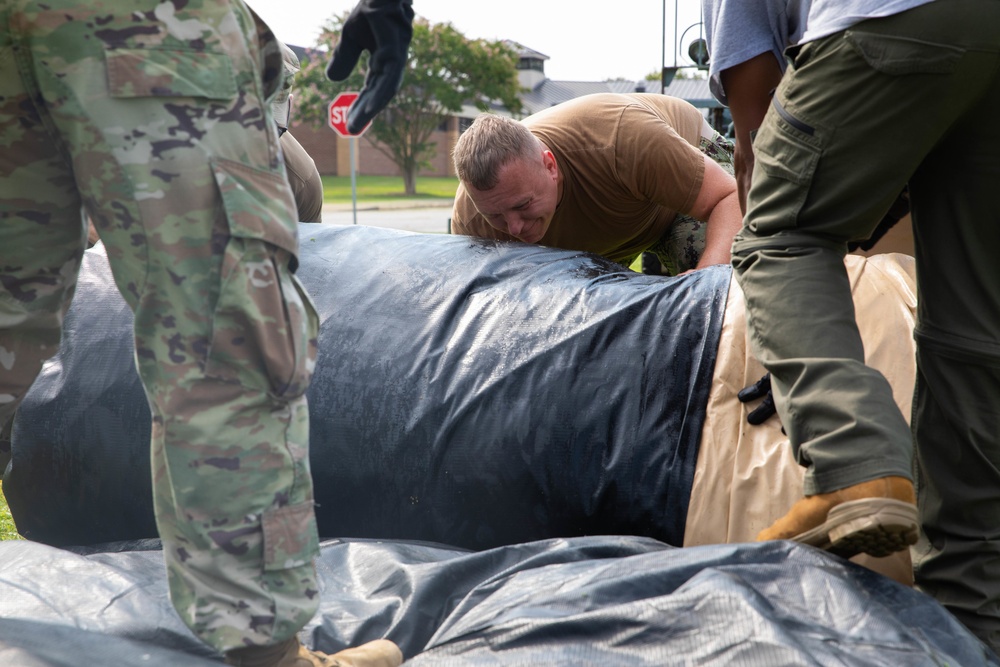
[738,373,777,426]
[326,0,414,134]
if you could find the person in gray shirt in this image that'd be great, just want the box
[720,0,1000,653]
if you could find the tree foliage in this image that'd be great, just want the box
[644,68,708,82]
[296,15,523,195]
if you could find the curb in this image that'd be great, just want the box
[322,198,454,213]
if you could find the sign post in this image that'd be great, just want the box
[328,92,371,225]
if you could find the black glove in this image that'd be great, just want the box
[326,0,414,134]
[737,373,777,426]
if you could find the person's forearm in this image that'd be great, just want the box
[720,54,784,214]
[732,138,754,215]
[695,189,742,269]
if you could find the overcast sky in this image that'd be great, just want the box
[248,0,706,82]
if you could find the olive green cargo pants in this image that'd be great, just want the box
[731,0,1000,652]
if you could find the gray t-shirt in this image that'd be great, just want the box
[703,0,938,105]
[703,0,809,105]
[802,0,936,42]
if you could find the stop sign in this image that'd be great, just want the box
[328,92,370,137]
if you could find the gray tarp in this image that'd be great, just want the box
[0,537,996,665]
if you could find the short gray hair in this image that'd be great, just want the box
[452,114,541,191]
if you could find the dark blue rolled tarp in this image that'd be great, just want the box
[5,223,729,549]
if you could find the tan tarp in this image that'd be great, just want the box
[685,253,918,578]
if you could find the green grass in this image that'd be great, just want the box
[0,482,21,541]
[322,175,459,203]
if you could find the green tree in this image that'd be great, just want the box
[297,15,523,196]
[645,68,708,82]
[676,68,708,80]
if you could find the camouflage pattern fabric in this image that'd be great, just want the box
[264,23,323,223]
[273,39,323,223]
[0,0,321,652]
[645,131,736,276]
[272,40,300,129]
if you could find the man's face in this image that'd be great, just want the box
[467,150,559,244]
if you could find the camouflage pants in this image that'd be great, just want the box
[644,131,736,275]
[0,0,321,652]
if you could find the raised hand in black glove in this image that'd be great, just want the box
[737,373,777,426]
[326,0,414,134]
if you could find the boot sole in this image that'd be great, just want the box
[792,498,919,559]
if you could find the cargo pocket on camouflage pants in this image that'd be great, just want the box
[200,157,321,646]
[206,157,318,400]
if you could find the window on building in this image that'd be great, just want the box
[517,57,544,73]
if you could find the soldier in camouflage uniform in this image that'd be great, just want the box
[271,38,323,223]
[0,1,404,665]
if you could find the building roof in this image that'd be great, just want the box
[520,80,627,115]
[644,77,721,109]
[510,39,720,117]
[507,40,549,62]
[516,76,719,117]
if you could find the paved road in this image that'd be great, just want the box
[320,200,453,234]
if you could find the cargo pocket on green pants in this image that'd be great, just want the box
[845,30,963,77]
[206,157,318,400]
[747,95,823,236]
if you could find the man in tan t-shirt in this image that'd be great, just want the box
[451,93,741,275]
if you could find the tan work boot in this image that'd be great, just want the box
[757,476,918,559]
[224,637,403,667]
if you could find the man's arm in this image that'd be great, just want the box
[719,52,784,213]
[687,154,742,269]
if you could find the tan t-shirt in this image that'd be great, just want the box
[451,93,707,264]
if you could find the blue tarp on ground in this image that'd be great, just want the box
[0,536,996,665]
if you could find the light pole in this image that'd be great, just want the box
[661,0,709,91]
